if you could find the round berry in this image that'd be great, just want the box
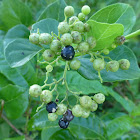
[118,59,130,70]
[29,33,39,44]
[40,90,53,104]
[78,42,89,53]
[102,48,109,55]
[72,104,83,117]
[64,6,74,17]
[71,31,82,44]
[50,40,62,52]
[82,5,91,15]
[112,43,117,49]
[39,33,52,45]
[69,16,79,25]
[59,118,69,129]
[46,101,58,113]
[48,113,58,121]
[42,49,55,61]
[106,60,119,72]
[93,58,105,71]
[93,93,105,104]
[61,45,75,61]
[61,33,73,46]
[84,23,90,32]
[70,59,81,70]
[79,96,92,108]
[87,37,96,49]
[72,21,84,33]
[90,100,98,112]
[81,109,90,118]
[63,109,74,122]
[78,13,86,21]
[56,104,67,115]
[46,65,53,72]
[58,22,69,34]
[29,84,42,97]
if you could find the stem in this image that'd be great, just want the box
[36,102,44,112]
[98,71,103,83]
[0,100,4,118]
[125,29,140,40]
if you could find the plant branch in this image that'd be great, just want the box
[125,29,140,40]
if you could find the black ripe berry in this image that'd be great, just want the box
[46,101,58,113]
[58,118,69,129]
[61,45,75,60]
[63,109,74,122]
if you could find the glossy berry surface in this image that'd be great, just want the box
[29,84,42,97]
[63,109,74,122]
[70,59,81,70]
[106,60,119,72]
[59,118,69,129]
[78,13,85,21]
[42,49,55,62]
[80,96,92,108]
[93,93,105,104]
[56,104,67,115]
[46,101,58,113]
[61,45,75,60]
[64,6,74,17]
[72,104,83,117]
[48,113,58,121]
[29,33,39,44]
[119,59,130,70]
[82,5,91,15]
[93,58,105,71]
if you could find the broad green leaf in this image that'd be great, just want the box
[0,30,5,40]
[87,20,124,51]
[90,3,136,35]
[5,39,42,68]
[31,18,59,35]
[131,104,140,117]
[0,123,10,140]
[107,115,133,140]
[3,136,25,140]
[4,24,30,47]
[78,45,140,82]
[37,0,66,22]
[0,0,32,31]
[0,84,28,119]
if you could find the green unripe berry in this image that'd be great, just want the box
[64,6,74,17]
[72,21,84,33]
[61,33,73,46]
[81,109,90,118]
[93,58,105,71]
[84,23,90,32]
[78,13,86,21]
[78,42,89,53]
[112,43,117,49]
[102,48,109,55]
[90,57,95,62]
[106,60,119,72]
[50,40,62,52]
[29,33,39,44]
[69,16,79,25]
[87,37,96,49]
[56,104,67,115]
[118,59,130,70]
[93,93,105,104]
[80,96,92,108]
[39,33,52,45]
[58,22,69,34]
[29,84,42,97]
[82,5,91,15]
[70,59,81,70]
[71,31,82,44]
[42,49,55,61]
[46,65,53,72]
[48,113,58,121]
[72,104,83,117]
[40,90,53,103]
[90,100,98,112]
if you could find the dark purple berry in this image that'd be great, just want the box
[58,118,69,129]
[63,109,74,122]
[46,101,58,113]
[61,45,75,61]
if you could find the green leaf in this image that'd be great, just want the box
[5,39,42,68]
[0,123,10,140]
[3,136,25,140]
[90,3,136,35]
[106,115,133,140]
[37,0,66,22]
[78,45,140,82]
[131,104,140,117]
[4,24,30,46]
[0,84,28,119]
[31,18,59,35]
[0,0,33,31]
[86,20,124,51]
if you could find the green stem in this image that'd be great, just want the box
[36,102,44,112]
[98,71,103,83]
[125,29,140,40]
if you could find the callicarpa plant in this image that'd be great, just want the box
[28,4,138,129]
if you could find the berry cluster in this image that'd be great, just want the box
[28,5,130,129]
